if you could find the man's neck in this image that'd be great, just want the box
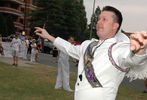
[99,34,115,40]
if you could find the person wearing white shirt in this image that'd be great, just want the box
[23,36,29,59]
[30,39,38,62]
[34,6,147,100]
[10,34,21,66]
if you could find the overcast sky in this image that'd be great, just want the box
[83,0,147,32]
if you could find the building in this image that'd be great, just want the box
[0,0,38,36]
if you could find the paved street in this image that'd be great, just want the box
[38,53,146,92]
[38,53,78,73]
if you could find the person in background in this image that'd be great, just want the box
[10,34,21,66]
[0,34,4,56]
[143,79,147,93]
[30,39,38,62]
[0,43,4,56]
[27,37,32,59]
[35,41,39,62]
[23,36,29,60]
[0,34,2,43]
[52,46,58,63]
[34,6,147,100]
[55,36,74,92]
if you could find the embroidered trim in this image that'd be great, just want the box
[84,41,103,88]
[108,43,130,72]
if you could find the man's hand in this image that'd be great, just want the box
[34,27,50,39]
[130,31,147,54]
[34,27,55,43]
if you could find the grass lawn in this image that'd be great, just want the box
[0,61,147,100]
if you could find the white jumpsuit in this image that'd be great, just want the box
[55,51,72,91]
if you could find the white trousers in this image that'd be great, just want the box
[31,50,37,62]
[55,58,71,90]
[23,47,28,59]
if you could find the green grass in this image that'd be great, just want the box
[0,61,147,100]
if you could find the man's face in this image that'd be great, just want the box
[68,37,74,44]
[15,35,18,39]
[96,11,119,40]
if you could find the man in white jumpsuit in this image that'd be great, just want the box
[55,36,74,92]
[34,6,147,100]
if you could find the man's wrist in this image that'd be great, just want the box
[135,48,146,55]
[47,35,55,43]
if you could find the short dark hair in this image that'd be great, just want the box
[15,33,19,37]
[64,36,74,41]
[102,6,123,33]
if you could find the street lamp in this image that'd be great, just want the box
[22,31,25,36]
[89,0,96,39]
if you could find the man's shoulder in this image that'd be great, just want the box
[116,41,130,48]
[81,38,97,44]
[110,42,130,55]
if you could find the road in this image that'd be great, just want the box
[38,53,145,92]
[38,53,78,72]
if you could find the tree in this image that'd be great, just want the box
[71,0,88,42]
[0,13,8,37]
[29,0,64,37]
[89,6,101,39]
[0,13,16,37]
[6,15,16,36]
[30,0,88,42]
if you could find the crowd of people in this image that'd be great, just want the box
[0,33,40,66]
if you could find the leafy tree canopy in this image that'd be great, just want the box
[30,0,88,42]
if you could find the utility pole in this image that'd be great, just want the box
[89,0,96,39]
[23,0,27,33]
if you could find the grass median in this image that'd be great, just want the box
[0,61,146,100]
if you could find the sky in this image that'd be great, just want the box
[83,0,147,32]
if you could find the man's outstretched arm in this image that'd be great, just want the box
[34,27,55,43]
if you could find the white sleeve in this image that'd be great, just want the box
[53,37,81,60]
[113,42,147,80]
[125,51,147,81]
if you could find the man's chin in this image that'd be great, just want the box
[97,31,103,34]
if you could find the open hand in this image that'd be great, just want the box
[34,27,55,43]
[130,31,147,53]
[34,27,50,39]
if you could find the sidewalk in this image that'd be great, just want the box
[0,56,33,67]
